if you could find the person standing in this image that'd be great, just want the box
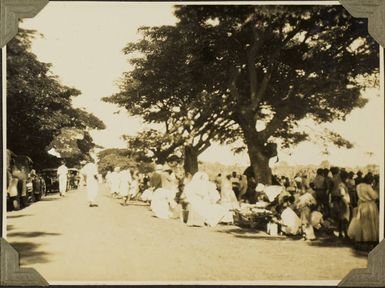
[243,166,257,204]
[230,171,241,200]
[355,171,364,186]
[219,174,239,224]
[336,170,351,239]
[120,168,132,206]
[348,173,379,245]
[128,170,140,200]
[109,167,121,198]
[57,161,68,197]
[330,167,342,221]
[312,168,328,216]
[81,161,99,207]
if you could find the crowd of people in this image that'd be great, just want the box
[269,167,380,245]
[101,158,380,249]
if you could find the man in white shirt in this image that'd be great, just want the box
[57,161,68,197]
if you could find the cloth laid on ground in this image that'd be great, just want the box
[280,207,301,235]
[264,185,283,202]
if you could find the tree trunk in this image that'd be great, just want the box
[247,141,272,185]
[236,113,272,185]
[184,145,198,176]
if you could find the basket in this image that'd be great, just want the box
[233,210,272,229]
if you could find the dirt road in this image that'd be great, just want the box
[5,183,368,282]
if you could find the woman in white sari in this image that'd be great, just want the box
[183,172,227,227]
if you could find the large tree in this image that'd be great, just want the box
[122,129,184,165]
[97,148,154,176]
[104,22,240,174]
[107,5,379,183]
[7,29,105,169]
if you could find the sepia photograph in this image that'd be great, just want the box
[2,0,384,284]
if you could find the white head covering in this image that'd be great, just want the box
[184,171,210,201]
[191,171,209,182]
[155,164,163,171]
[294,176,302,182]
[255,183,265,192]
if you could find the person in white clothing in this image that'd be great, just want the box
[57,161,68,197]
[129,170,140,200]
[120,169,133,206]
[109,167,121,198]
[81,161,99,207]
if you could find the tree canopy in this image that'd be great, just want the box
[122,129,184,164]
[105,5,379,183]
[97,148,154,176]
[7,28,105,169]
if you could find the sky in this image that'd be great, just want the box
[18,1,384,168]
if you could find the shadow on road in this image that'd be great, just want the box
[7,214,33,219]
[307,238,369,259]
[7,231,61,237]
[216,227,287,241]
[126,201,150,207]
[9,241,52,265]
[7,225,14,231]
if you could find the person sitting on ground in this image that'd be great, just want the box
[297,188,317,241]
[140,164,163,203]
[311,206,324,231]
[183,171,228,227]
[279,196,301,236]
[150,165,180,219]
[219,174,239,224]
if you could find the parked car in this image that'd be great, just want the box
[6,149,45,210]
[40,168,59,193]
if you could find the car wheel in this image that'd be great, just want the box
[12,196,21,211]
